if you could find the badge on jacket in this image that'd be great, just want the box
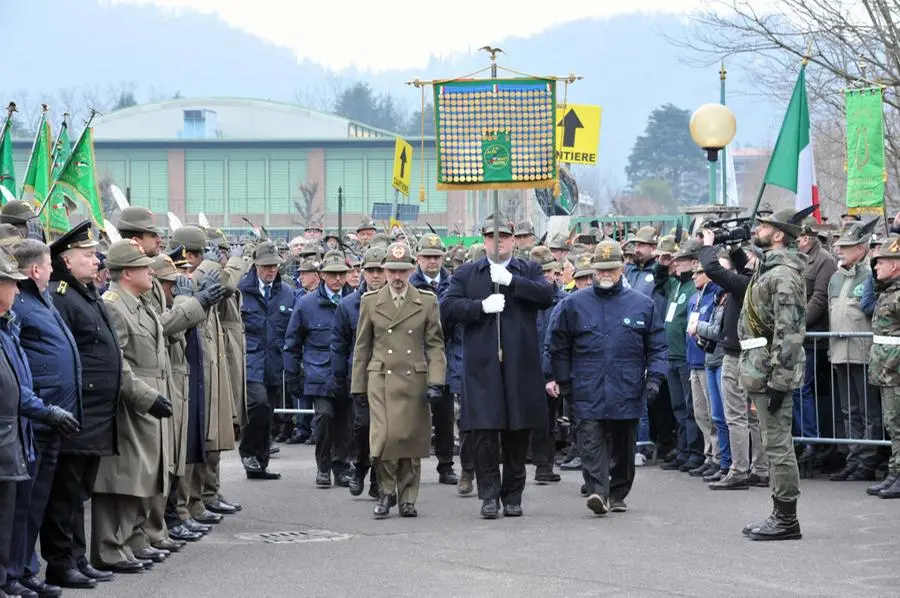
[56,281,68,295]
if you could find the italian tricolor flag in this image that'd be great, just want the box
[762,63,820,222]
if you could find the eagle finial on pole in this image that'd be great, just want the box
[479,46,504,62]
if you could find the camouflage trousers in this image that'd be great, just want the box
[748,391,800,502]
[882,386,900,475]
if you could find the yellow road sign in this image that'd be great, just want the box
[392,137,413,196]
[555,104,602,165]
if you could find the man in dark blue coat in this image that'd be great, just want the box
[330,246,386,498]
[238,242,294,480]
[284,250,353,488]
[8,239,83,597]
[409,233,458,485]
[284,257,321,445]
[441,213,554,519]
[44,222,121,588]
[0,249,75,598]
[549,240,668,516]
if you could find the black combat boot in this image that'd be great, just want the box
[373,494,395,519]
[742,502,776,536]
[878,475,900,499]
[866,473,897,496]
[747,498,801,541]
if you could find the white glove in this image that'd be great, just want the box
[481,293,506,314]
[490,263,513,286]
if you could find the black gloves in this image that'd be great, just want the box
[172,274,194,298]
[426,384,446,405]
[557,381,572,399]
[351,393,368,408]
[148,394,173,419]
[330,377,348,399]
[643,373,664,404]
[195,272,227,309]
[203,243,222,263]
[26,218,45,242]
[765,386,787,414]
[45,405,80,436]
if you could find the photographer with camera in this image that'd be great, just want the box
[698,229,769,490]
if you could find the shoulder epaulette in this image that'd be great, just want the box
[363,290,379,296]
[55,281,68,295]
[417,288,435,295]
[102,290,119,302]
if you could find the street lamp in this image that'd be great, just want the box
[690,103,737,205]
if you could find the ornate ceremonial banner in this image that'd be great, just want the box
[433,78,557,190]
[845,87,886,214]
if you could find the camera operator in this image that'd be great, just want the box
[698,230,769,489]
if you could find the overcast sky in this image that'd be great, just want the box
[109,0,712,71]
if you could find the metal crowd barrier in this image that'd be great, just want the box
[273,371,315,416]
[793,331,890,447]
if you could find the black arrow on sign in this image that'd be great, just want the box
[557,109,584,148]
[399,147,408,178]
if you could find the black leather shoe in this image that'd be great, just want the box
[829,463,857,481]
[2,581,39,598]
[285,432,309,444]
[399,502,418,517]
[438,469,459,485]
[709,471,750,491]
[373,494,395,519]
[133,547,167,562]
[269,445,281,456]
[132,558,154,569]
[169,525,202,542]
[660,459,684,471]
[77,563,114,582]
[334,469,352,488]
[586,493,609,516]
[193,509,223,524]
[748,473,770,487]
[480,499,500,519]
[534,466,561,484]
[21,576,61,597]
[502,503,523,517]
[247,468,281,480]
[316,470,332,488]
[867,474,897,496]
[559,456,582,470]
[217,497,242,511]
[152,538,185,552]
[348,469,365,496]
[680,457,704,472]
[579,484,588,496]
[205,498,238,514]
[95,560,144,574]
[609,498,628,512]
[241,456,262,472]
[47,568,99,589]
[689,461,711,477]
[184,517,212,533]
[703,468,728,483]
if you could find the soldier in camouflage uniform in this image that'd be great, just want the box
[865,237,900,498]
[739,208,807,541]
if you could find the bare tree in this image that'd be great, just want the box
[667,0,900,210]
[293,179,322,225]
[294,74,346,112]
[499,190,526,223]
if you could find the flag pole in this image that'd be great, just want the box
[20,104,50,201]
[749,41,813,222]
[39,109,98,217]
[720,62,727,206]
[0,103,16,145]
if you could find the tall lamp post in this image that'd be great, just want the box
[689,103,737,205]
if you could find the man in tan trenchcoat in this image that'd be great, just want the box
[92,240,175,573]
[352,242,446,519]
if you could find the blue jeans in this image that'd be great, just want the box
[667,361,703,460]
[791,346,818,440]
[706,366,731,470]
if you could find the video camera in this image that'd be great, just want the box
[699,217,753,246]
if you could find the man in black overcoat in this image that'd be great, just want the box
[440,213,554,519]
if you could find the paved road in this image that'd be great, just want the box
[72,444,898,597]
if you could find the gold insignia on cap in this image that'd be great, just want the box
[164,256,175,267]
[391,245,406,259]
[601,244,613,260]
[428,236,440,248]
[889,239,900,253]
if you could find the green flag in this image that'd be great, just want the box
[0,116,14,203]
[22,112,54,229]
[844,87,885,214]
[45,118,73,233]
[51,126,104,230]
